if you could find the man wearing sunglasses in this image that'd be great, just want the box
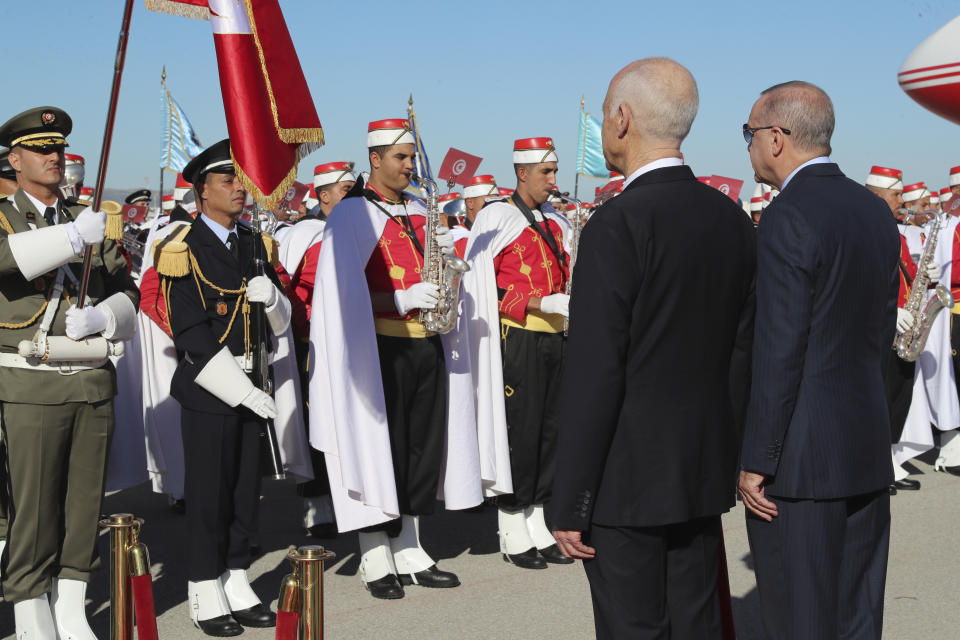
[738,81,899,639]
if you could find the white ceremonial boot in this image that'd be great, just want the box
[220,569,275,627]
[935,429,960,472]
[302,496,337,538]
[524,504,574,564]
[50,578,96,640]
[187,579,242,636]
[390,516,459,588]
[358,530,403,599]
[499,507,546,569]
[14,594,56,640]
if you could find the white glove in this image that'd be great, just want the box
[896,308,914,333]
[68,206,106,248]
[540,293,570,318]
[247,275,279,307]
[435,225,454,256]
[926,262,941,284]
[65,304,109,340]
[239,387,277,420]
[394,282,439,315]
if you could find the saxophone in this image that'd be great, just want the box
[416,174,470,334]
[550,190,583,335]
[894,207,955,361]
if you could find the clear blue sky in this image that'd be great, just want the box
[2,0,958,201]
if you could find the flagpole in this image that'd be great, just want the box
[574,94,584,200]
[77,0,136,308]
[159,66,166,210]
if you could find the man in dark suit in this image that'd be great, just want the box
[551,58,756,639]
[738,82,900,640]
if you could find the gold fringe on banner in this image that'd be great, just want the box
[242,0,324,150]
[233,148,301,212]
[145,0,210,20]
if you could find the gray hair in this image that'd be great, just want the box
[757,81,834,155]
[605,58,699,146]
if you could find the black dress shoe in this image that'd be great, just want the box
[364,574,404,599]
[169,498,186,514]
[231,603,276,628]
[893,478,921,490]
[503,547,547,570]
[943,465,960,477]
[888,484,898,495]
[399,565,460,588]
[306,522,339,539]
[195,614,244,637]
[538,543,574,564]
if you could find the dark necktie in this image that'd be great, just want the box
[227,232,239,260]
[43,206,56,227]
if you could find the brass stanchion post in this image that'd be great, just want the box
[287,545,336,640]
[99,513,140,640]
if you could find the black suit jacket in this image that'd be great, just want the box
[552,165,756,530]
[169,216,281,414]
[740,163,899,499]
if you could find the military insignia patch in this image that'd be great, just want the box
[216,300,228,316]
[41,111,56,125]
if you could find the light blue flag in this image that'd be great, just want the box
[576,111,608,178]
[404,101,433,199]
[161,86,204,172]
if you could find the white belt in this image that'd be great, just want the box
[0,351,107,373]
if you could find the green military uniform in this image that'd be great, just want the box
[0,107,139,603]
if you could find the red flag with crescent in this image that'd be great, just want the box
[147,0,323,208]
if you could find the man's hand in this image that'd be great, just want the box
[896,308,914,334]
[394,282,439,315]
[738,470,778,521]
[553,529,596,560]
[65,304,108,340]
[71,206,107,246]
[540,293,570,318]
[435,225,455,256]
[925,261,941,284]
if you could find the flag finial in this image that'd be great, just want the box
[162,65,166,83]
[580,94,585,110]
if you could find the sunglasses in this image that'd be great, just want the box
[742,124,791,145]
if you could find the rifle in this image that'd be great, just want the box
[251,208,285,480]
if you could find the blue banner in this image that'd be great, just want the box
[161,86,204,172]
[576,111,608,178]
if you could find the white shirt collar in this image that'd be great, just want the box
[622,156,684,190]
[22,189,59,222]
[781,156,830,191]
[200,213,235,246]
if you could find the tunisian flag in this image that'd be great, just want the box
[147,0,323,208]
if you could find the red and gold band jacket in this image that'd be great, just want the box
[494,218,569,329]
[898,233,918,308]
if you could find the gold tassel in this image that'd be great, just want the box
[261,233,280,268]
[101,200,124,241]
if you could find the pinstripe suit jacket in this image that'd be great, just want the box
[741,163,899,499]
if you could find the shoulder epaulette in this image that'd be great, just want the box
[153,224,193,277]
[261,232,279,268]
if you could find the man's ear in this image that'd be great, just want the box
[369,150,381,171]
[617,104,630,139]
[516,165,528,184]
[7,149,21,172]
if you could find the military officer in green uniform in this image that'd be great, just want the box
[0,107,139,639]
[0,149,16,197]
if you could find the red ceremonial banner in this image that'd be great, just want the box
[122,204,148,223]
[707,175,744,202]
[437,148,483,186]
[149,0,323,208]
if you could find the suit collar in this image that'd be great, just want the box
[191,214,241,268]
[622,164,697,194]
[779,162,845,195]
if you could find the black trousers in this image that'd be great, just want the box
[293,339,331,498]
[499,324,565,509]
[368,334,446,523]
[181,408,262,581]
[583,516,722,640]
[883,348,915,444]
[746,490,890,640]
[952,311,960,396]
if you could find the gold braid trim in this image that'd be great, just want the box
[0,299,48,329]
[0,211,13,234]
[187,253,250,349]
[144,0,209,20]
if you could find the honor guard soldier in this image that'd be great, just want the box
[154,140,290,635]
[938,186,960,475]
[951,166,960,198]
[280,160,356,537]
[0,149,16,197]
[463,174,498,228]
[309,119,489,599]
[0,107,139,639]
[463,137,574,569]
[940,186,953,208]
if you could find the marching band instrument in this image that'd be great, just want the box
[894,206,954,361]
[549,189,584,335]
[416,173,470,334]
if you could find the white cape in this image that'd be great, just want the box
[895,215,960,465]
[105,330,149,492]
[461,199,572,498]
[278,218,325,275]
[308,196,484,533]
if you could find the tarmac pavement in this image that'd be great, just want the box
[0,453,956,639]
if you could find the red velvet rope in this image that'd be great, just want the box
[718,530,737,640]
[275,610,299,640]
[130,574,159,640]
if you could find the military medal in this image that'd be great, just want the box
[216,297,228,316]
